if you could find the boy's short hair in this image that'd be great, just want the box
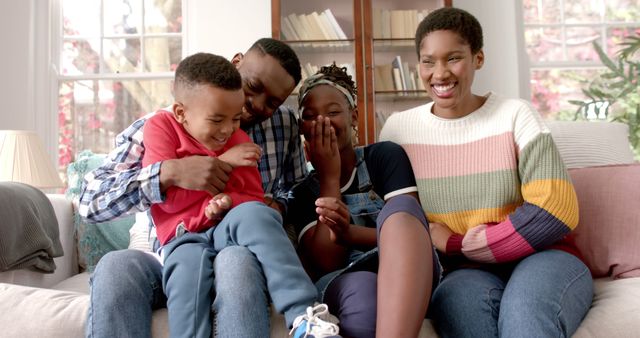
[415,7,483,56]
[249,38,302,85]
[174,53,242,93]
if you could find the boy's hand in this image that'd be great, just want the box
[218,143,262,168]
[305,116,340,183]
[205,193,233,220]
[315,197,351,245]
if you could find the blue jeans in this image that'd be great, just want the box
[162,202,317,338]
[86,246,270,338]
[430,250,593,338]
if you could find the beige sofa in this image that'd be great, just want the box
[1,121,640,338]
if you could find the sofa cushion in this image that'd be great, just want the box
[573,277,640,337]
[66,150,135,272]
[547,121,635,169]
[569,163,640,279]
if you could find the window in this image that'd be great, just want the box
[56,0,183,171]
[522,0,640,120]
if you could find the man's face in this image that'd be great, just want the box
[233,51,296,128]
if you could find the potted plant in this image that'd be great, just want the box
[570,34,640,158]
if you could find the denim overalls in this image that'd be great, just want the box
[315,146,384,297]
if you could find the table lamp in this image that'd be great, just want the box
[0,130,64,189]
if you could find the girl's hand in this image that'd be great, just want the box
[205,193,232,221]
[315,197,351,244]
[429,222,453,252]
[218,142,262,168]
[305,116,340,182]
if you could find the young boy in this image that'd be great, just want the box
[141,52,340,338]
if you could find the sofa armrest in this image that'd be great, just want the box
[0,194,78,288]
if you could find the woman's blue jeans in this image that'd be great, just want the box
[429,249,593,338]
[86,245,270,338]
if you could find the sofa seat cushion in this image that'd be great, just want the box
[573,277,640,337]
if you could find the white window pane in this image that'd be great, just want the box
[103,38,142,73]
[522,0,562,24]
[63,0,100,37]
[144,37,182,72]
[606,0,640,22]
[62,39,100,75]
[564,0,604,24]
[144,0,182,33]
[530,68,605,119]
[565,26,601,62]
[104,0,143,36]
[525,27,565,62]
[58,79,174,170]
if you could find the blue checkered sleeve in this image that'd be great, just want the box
[78,114,164,222]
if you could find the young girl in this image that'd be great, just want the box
[287,63,440,338]
[380,7,593,337]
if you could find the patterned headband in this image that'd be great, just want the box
[297,72,356,115]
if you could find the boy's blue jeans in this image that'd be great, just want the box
[429,249,593,338]
[87,245,270,338]
[162,201,317,338]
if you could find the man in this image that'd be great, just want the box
[81,38,307,338]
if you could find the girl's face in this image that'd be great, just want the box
[300,84,357,151]
[418,29,484,119]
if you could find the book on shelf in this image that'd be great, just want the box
[373,8,430,39]
[281,9,347,43]
[391,56,407,91]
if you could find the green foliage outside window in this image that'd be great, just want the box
[570,34,640,159]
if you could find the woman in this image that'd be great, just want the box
[379,7,593,338]
[286,63,440,338]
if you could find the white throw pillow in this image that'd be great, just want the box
[547,121,635,169]
[128,211,154,252]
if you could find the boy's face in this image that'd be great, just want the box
[173,84,245,152]
[232,51,296,128]
[300,84,357,152]
[418,29,484,118]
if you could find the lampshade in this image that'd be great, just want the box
[0,130,64,188]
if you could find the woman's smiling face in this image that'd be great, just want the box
[418,29,484,119]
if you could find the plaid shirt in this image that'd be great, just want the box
[78,106,307,222]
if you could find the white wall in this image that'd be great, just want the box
[185,0,271,59]
[0,1,35,131]
[453,0,529,100]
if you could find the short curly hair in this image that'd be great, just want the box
[174,53,241,93]
[249,38,302,85]
[316,63,357,100]
[415,7,483,56]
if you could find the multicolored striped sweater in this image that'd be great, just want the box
[379,92,579,264]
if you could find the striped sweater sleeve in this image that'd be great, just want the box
[447,114,579,263]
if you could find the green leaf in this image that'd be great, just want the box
[594,41,618,72]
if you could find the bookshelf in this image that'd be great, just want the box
[272,0,451,144]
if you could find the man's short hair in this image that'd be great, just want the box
[249,38,302,85]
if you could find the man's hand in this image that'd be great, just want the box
[160,155,233,195]
[218,142,262,168]
[315,197,351,245]
[305,116,340,183]
[429,222,453,252]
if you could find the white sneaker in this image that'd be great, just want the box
[289,303,341,338]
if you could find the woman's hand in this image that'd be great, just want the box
[429,222,453,252]
[315,197,351,245]
[305,116,340,182]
